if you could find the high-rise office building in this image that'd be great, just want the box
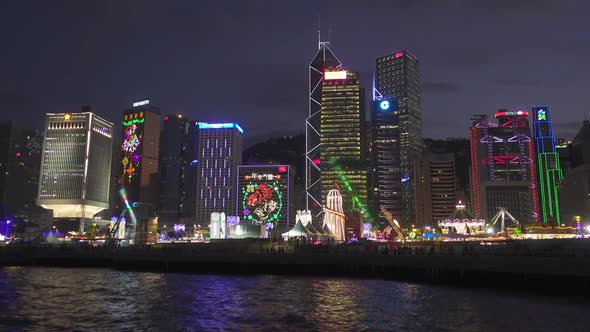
[559,120,590,223]
[37,110,113,232]
[320,69,368,216]
[414,152,456,227]
[371,98,400,225]
[375,50,422,226]
[469,110,538,224]
[195,122,244,225]
[159,114,195,228]
[0,121,42,221]
[119,100,161,217]
[555,138,572,174]
[532,106,563,225]
[307,40,342,218]
[571,120,590,167]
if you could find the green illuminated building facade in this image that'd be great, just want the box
[532,106,563,225]
[320,70,368,216]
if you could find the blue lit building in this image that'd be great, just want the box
[195,122,244,225]
[532,106,563,225]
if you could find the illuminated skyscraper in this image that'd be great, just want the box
[37,110,113,232]
[371,98,400,224]
[375,50,422,225]
[532,106,563,225]
[320,70,368,215]
[119,100,161,217]
[195,122,243,225]
[307,40,342,218]
[469,110,538,224]
[159,114,194,228]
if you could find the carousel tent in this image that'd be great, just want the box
[322,223,336,238]
[303,222,325,237]
[439,201,486,235]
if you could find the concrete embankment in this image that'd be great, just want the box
[2,239,590,293]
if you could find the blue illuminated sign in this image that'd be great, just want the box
[379,100,390,111]
[198,122,244,134]
[401,176,410,183]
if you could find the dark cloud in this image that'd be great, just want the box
[422,82,461,94]
[493,79,540,88]
[436,48,499,68]
[555,120,586,131]
[461,0,560,15]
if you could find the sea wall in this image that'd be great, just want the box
[1,239,590,293]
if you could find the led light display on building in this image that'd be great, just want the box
[237,165,292,226]
[532,106,563,225]
[121,112,145,184]
[324,70,348,80]
[377,98,397,112]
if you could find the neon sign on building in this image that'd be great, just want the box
[237,165,290,225]
[532,106,563,225]
[121,112,145,184]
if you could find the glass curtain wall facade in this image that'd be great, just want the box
[320,70,368,215]
[159,114,192,228]
[375,51,422,226]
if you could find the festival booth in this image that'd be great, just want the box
[282,220,315,239]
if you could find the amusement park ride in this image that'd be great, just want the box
[377,203,579,241]
[379,206,405,238]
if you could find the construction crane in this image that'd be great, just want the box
[380,206,405,238]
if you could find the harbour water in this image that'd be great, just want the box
[0,267,587,331]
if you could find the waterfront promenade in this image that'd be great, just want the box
[2,239,590,293]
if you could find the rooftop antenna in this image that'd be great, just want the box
[328,27,332,44]
[317,15,321,50]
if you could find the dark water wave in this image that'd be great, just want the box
[0,267,587,331]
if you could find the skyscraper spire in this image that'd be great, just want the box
[306,38,342,218]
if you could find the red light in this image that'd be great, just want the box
[395,52,403,58]
[15,152,20,157]
[312,159,321,166]
[164,116,169,121]
[278,166,287,173]
[313,202,319,207]
[276,175,281,180]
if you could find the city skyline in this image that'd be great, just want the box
[2,1,589,144]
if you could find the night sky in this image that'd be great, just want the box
[1,0,589,145]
